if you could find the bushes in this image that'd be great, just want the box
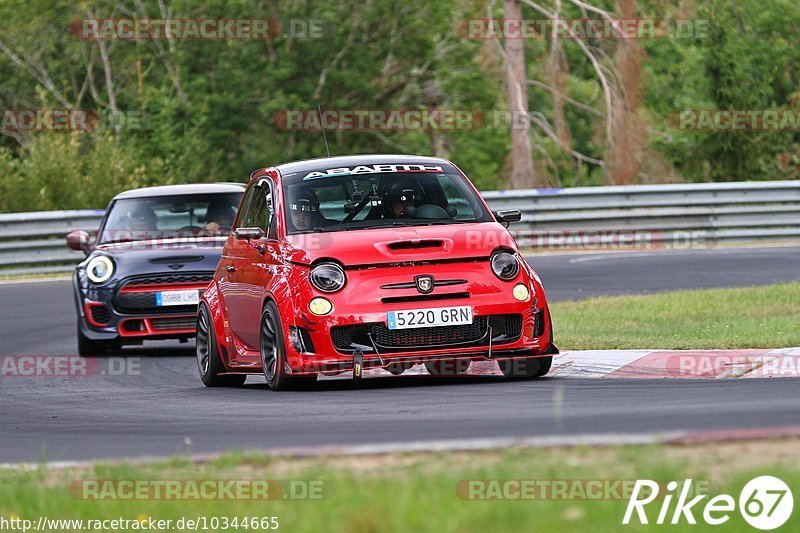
[0,132,175,212]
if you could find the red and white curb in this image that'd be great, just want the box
[562,347,800,379]
[347,347,800,379]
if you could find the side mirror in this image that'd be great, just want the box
[66,230,92,254]
[493,209,522,226]
[234,227,265,241]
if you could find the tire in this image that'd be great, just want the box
[261,302,317,391]
[424,358,471,376]
[500,311,557,379]
[498,355,552,379]
[196,304,246,387]
[77,321,119,356]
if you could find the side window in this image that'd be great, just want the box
[244,187,269,230]
[234,186,257,230]
[255,179,278,239]
[265,192,278,240]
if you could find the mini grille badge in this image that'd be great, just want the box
[415,275,434,294]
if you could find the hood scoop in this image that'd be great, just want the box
[387,240,444,251]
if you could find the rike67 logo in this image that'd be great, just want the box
[624,476,793,530]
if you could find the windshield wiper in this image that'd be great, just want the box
[398,220,475,226]
[293,226,359,234]
[360,221,416,228]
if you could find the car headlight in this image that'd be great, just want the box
[86,255,115,284]
[309,262,346,293]
[490,252,520,281]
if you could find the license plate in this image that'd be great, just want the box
[387,306,473,330]
[155,290,199,307]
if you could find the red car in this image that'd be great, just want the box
[197,155,557,389]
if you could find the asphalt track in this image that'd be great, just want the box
[1,246,799,463]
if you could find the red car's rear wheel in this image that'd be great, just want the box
[197,303,245,387]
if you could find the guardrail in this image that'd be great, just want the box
[483,180,800,248]
[0,210,105,275]
[1,180,798,275]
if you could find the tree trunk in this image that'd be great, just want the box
[605,0,646,184]
[504,0,536,189]
[548,0,571,150]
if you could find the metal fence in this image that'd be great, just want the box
[1,180,798,275]
[483,180,800,249]
[0,210,105,275]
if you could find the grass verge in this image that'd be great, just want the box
[550,282,800,350]
[1,440,798,532]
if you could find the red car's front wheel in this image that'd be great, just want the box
[260,302,317,391]
[498,356,552,378]
[197,303,246,388]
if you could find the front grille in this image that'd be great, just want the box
[380,292,470,304]
[121,272,214,287]
[504,314,523,338]
[151,316,196,331]
[89,304,111,325]
[331,327,354,351]
[113,272,213,314]
[372,318,488,348]
[113,291,200,314]
[331,314,522,353]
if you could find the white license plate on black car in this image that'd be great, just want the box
[387,306,473,330]
[155,290,199,307]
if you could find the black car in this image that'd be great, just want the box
[67,183,245,355]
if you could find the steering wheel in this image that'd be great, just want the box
[177,225,203,237]
[408,204,452,220]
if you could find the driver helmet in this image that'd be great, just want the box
[383,180,421,217]
[126,205,157,230]
[205,200,235,225]
[289,187,321,214]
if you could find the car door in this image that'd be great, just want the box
[232,179,279,351]
[219,184,258,349]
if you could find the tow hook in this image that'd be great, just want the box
[353,348,363,380]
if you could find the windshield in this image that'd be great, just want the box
[282,171,492,234]
[99,193,242,244]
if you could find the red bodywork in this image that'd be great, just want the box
[201,162,554,376]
